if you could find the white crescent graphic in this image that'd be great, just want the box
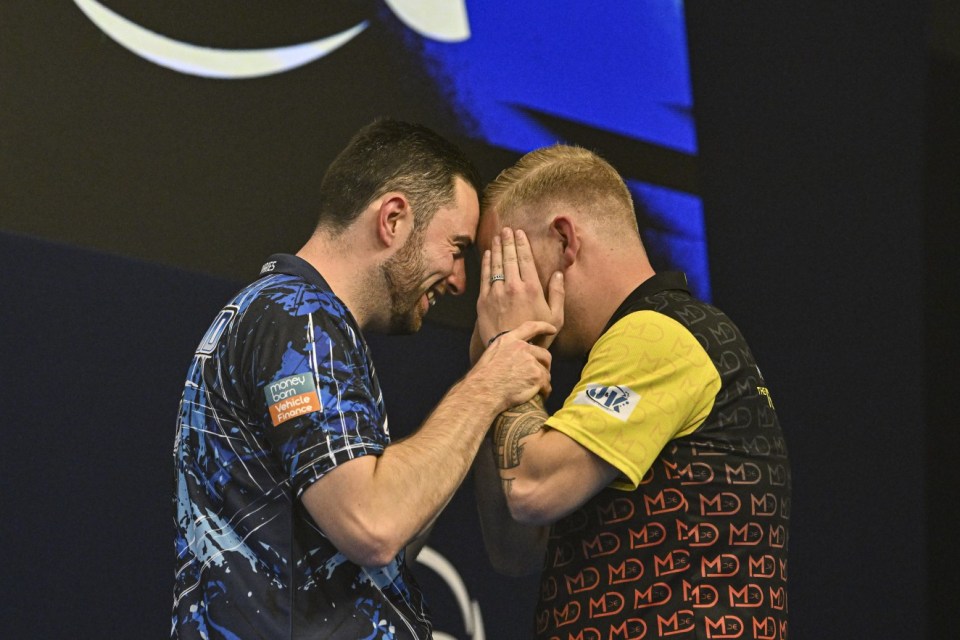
[384,0,471,42]
[72,0,368,79]
[415,546,485,639]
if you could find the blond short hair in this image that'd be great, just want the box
[482,145,639,236]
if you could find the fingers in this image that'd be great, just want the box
[500,227,520,282]
[546,271,565,327]
[479,249,491,296]
[489,227,539,287]
[540,379,553,400]
[500,340,553,401]
[523,347,552,398]
[477,323,554,408]
[514,229,539,286]
[490,234,504,284]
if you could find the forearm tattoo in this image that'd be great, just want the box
[493,397,547,471]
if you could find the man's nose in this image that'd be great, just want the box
[446,259,466,295]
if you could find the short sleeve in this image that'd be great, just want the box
[545,310,721,490]
[241,282,388,497]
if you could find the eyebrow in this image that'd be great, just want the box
[453,234,474,247]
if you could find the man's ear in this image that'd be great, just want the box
[376,193,412,248]
[550,216,580,268]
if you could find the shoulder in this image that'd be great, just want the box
[586,310,718,384]
[597,308,706,353]
[224,274,348,331]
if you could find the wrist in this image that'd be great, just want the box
[486,330,510,347]
[454,372,512,422]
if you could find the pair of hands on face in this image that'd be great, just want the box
[478,227,565,350]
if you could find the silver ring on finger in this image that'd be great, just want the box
[489,273,505,284]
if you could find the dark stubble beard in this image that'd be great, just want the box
[379,229,428,335]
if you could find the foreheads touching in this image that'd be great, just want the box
[313,119,482,235]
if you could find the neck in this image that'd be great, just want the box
[567,254,656,355]
[296,230,381,330]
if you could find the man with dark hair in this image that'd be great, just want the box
[172,119,555,638]
[473,144,791,639]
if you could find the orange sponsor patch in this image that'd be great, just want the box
[265,373,322,426]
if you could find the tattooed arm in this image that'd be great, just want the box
[474,396,621,573]
[491,396,621,526]
[473,432,548,576]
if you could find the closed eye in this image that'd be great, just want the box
[451,234,472,258]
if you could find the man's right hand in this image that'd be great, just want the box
[469,320,554,411]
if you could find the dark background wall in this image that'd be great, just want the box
[923,33,960,640]
[684,3,943,638]
[3,1,957,638]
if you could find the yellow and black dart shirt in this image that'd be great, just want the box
[536,272,791,640]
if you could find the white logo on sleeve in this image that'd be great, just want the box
[574,384,640,421]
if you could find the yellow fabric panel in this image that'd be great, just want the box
[545,310,721,490]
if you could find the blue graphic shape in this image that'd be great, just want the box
[417,1,695,154]
[412,1,711,299]
[630,181,711,301]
